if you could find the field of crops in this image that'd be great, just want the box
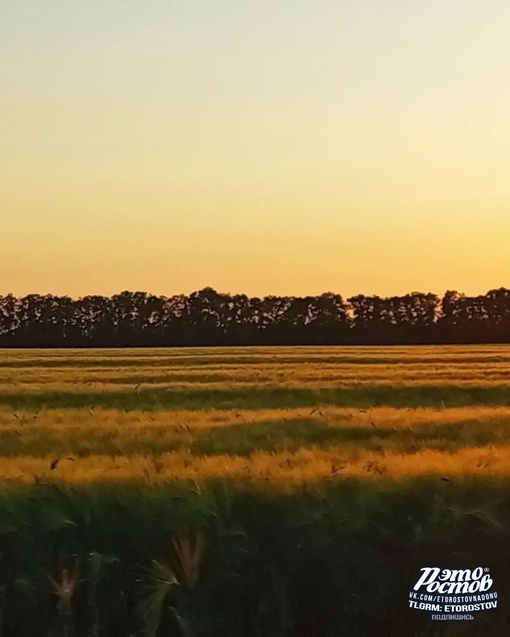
[2,345,510,637]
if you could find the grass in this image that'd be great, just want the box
[2,345,510,635]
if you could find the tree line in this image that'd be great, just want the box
[0,287,509,347]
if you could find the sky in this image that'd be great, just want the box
[2,1,510,300]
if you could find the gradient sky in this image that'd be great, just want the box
[2,1,510,299]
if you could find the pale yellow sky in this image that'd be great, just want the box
[2,1,510,299]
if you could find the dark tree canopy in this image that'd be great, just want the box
[0,288,509,347]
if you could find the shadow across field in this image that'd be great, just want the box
[190,417,510,456]
[1,416,510,459]
[2,385,510,411]
[3,354,510,368]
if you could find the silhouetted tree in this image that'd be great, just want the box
[0,287,509,347]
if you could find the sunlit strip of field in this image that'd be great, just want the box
[2,345,510,369]
[5,362,510,385]
[4,367,510,392]
[1,404,509,432]
[0,446,509,489]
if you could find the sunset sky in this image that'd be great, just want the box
[2,1,509,299]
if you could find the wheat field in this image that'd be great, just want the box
[2,345,510,488]
[2,346,510,636]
